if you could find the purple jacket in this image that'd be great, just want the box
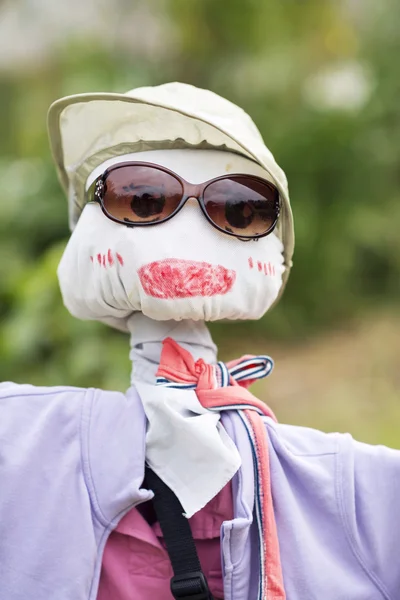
[0,382,399,599]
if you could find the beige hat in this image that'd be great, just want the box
[48,81,294,283]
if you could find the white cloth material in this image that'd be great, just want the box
[127,312,241,517]
[58,149,286,333]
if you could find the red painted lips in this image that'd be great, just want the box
[138,259,236,299]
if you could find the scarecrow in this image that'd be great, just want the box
[1,83,399,600]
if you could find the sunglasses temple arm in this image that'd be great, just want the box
[85,177,104,205]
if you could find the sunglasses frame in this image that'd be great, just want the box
[86,161,281,240]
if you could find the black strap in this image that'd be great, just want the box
[144,467,214,600]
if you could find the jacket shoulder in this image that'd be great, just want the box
[264,417,339,457]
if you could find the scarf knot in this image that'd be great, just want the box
[156,336,274,396]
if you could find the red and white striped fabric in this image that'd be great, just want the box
[157,338,286,600]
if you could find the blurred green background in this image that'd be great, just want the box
[0,0,398,445]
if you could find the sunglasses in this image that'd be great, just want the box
[87,162,280,240]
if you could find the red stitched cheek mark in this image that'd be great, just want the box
[90,250,124,268]
[138,259,236,299]
[248,257,276,277]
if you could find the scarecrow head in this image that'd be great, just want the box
[49,83,294,329]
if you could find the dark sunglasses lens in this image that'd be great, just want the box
[203,176,279,238]
[102,165,183,224]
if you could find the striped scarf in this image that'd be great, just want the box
[156,337,286,600]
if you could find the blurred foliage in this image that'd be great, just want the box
[0,0,399,389]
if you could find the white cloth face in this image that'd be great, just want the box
[58,149,285,330]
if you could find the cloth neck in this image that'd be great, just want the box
[127,312,217,384]
[126,311,241,519]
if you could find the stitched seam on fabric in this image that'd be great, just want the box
[335,435,392,600]
[245,410,265,599]
[223,412,256,571]
[88,517,128,599]
[221,412,249,558]
[78,390,96,522]
[263,419,338,457]
[238,411,263,600]
[81,388,109,527]
[0,387,87,400]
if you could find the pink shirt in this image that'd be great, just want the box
[97,482,233,600]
